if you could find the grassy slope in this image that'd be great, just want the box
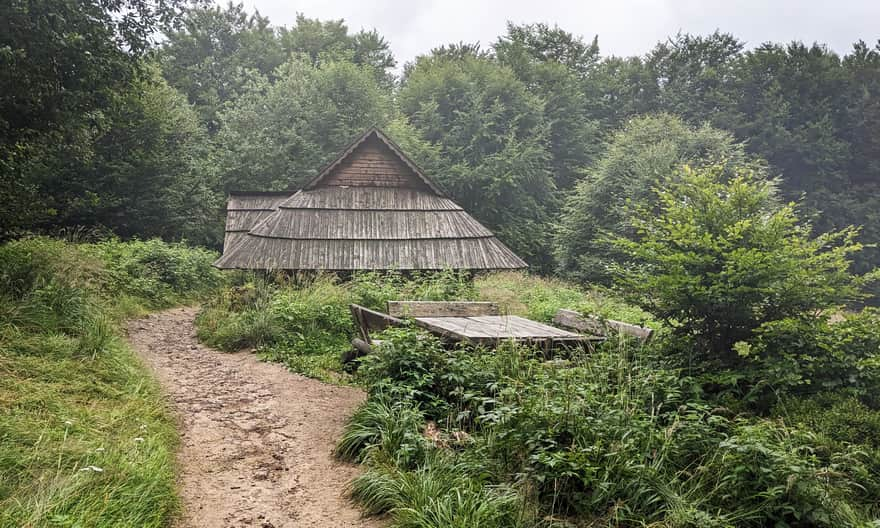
[0,334,177,527]
[0,238,223,528]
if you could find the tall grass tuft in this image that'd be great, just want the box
[349,455,527,528]
[335,395,427,467]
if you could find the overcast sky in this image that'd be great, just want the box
[239,0,879,67]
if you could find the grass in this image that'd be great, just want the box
[0,336,178,527]
[0,237,224,527]
[349,455,527,528]
[474,271,655,325]
[195,270,653,382]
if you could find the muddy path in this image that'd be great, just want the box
[128,307,382,528]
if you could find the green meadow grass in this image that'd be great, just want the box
[0,237,223,528]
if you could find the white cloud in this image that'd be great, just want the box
[241,0,880,66]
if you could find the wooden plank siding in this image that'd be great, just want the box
[321,136,430,190]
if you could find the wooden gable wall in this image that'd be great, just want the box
[320,135,429,190]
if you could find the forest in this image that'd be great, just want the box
[2,1,880,527]
[4,1,880,283]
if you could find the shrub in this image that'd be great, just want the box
[738,310,880,402]
[85,238,225,307]
[612,165,873,366]
[777,392,880,448]
[358,327,451,418]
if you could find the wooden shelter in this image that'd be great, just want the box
[214,127,527,271]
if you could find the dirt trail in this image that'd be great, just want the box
[128,307,382,528]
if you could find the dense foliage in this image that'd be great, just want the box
[610,165,879,406]
[555,114,760,283]
[339,326,880,527]
[0,237,224,526]
[195,270,629,381]
[614,165,868,358]
[195,263,880,526]
[2,3,877,286]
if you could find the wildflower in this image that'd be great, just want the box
[133,437,145,443]
[95,447,105,453]
[64,420,73,427]
[79,466,104,473]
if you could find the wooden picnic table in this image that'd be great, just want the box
[413,315,603,348]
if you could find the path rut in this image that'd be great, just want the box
[128,307,381,528]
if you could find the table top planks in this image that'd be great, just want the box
[413,315,601,344]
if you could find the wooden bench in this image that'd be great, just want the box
[387,300,500,318]
[344,304,404,364]
[552,309,653,343]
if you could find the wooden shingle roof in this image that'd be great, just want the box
[222,192,290,252]
[215,128,527,271]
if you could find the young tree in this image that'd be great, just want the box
[555,114,757,283]
[612,164,870,365]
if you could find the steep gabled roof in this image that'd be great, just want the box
[214,127,527,271]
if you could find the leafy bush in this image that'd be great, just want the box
[358,326,453,418]
[613,165,874,368]
[85,238,225,308]
[777,392,880,448]
[340,329,880,527]
[739,310,880,403]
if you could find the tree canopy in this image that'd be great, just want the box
[0,3,877,289]
[555,114,759,283]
